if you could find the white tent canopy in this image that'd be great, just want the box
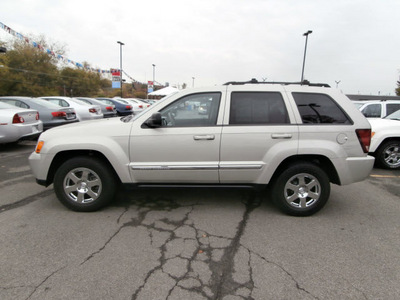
[148,86,179,96]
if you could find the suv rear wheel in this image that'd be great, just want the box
[271,163,330,216]
[54,157,117,212]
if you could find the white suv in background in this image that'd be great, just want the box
[29,80,374,216]
[353,100,400,118]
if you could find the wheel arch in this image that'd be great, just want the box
[269,155,341,185]
[372,137,400,155]
[46,150,121,186]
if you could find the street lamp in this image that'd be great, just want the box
[192,77,195,88]
[301,30,312,83]
[117,41,124,98]
[152,64,156,85]
[335,80,341,88]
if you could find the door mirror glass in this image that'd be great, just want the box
[145,112,162,128]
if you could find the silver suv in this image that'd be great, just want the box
[29,80,374,216]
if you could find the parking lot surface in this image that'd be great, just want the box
[1,141,400,300]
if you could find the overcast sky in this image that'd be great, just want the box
[1,0,399,95]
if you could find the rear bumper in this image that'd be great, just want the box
[338,155,375,185]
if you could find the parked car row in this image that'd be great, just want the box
[0,96,154,144]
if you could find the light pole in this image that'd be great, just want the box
[152,64,156,85]
[117,41,124,98]
[192,77,195,88]
[335,80,341,88]
[301,30,312,82]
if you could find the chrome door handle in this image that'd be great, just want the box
[271,133,292,139]
[193,135,215,140]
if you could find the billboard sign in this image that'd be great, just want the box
[111,69,121,89]
[148,81,154,93]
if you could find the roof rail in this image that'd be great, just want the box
[223,78,331,88]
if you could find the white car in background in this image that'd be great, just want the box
[116,98,150,115]
[368,109,400,169]
[40,97,103,121]
[0,102,43,144]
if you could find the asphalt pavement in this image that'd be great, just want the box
[1,141,399,300]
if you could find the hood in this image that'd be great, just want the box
[368,118,400,131]
[39,117,131,141]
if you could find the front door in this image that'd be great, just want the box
[129,91,224,183]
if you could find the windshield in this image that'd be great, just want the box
[384,109,400,120]
[0,102,16,109]
[31,98,64,108]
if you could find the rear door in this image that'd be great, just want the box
[219,85,299,184]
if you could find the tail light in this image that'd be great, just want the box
[106,106,113,111]
[51,111,67,117]
[356,129,371,153]
[36,112,40,120]
[138,105,143,109]
[89,108,97,113]
[12,114,24,124]
[126,105,132,110]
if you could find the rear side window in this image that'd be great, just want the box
[386,104,400,116]
[361,104,381,118]
[230,92,289,125]
[292,93,351,124]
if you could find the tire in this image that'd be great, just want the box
[53,156,117,212]
[376,141,400,169]
[271,163,330,216]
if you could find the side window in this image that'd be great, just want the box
[60,100,69,107]
[361,104,381,118]
[47,99,60,106]
[386,104,400,116]
[16,101,29,109]
[292,93,351,124]
[159,92,221,127]
[229,92,289,125]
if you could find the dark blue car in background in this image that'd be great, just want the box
[96,98,133,116]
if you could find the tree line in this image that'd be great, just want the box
[0,38,146,98]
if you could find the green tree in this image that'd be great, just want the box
[0,38,63,96]
[59,67,104,97]
[396,80,400,96]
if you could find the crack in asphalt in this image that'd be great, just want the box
[0,189,54,213]
[210,192,260,300]
[70,190,313,300]
[80,207,130,265]
[25,265,66,300]
[128,191,261,300]
[242,245,320,300]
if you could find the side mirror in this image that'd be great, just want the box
[145,112,162,128]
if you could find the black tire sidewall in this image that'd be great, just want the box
[54,157,117,212]
[271,163,330,216]
[376,141,400,169]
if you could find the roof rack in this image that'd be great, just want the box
[223,78,331,88]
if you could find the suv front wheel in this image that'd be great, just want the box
[375,140,400,169]
[53,156,117,212]
[271,163,330,216]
